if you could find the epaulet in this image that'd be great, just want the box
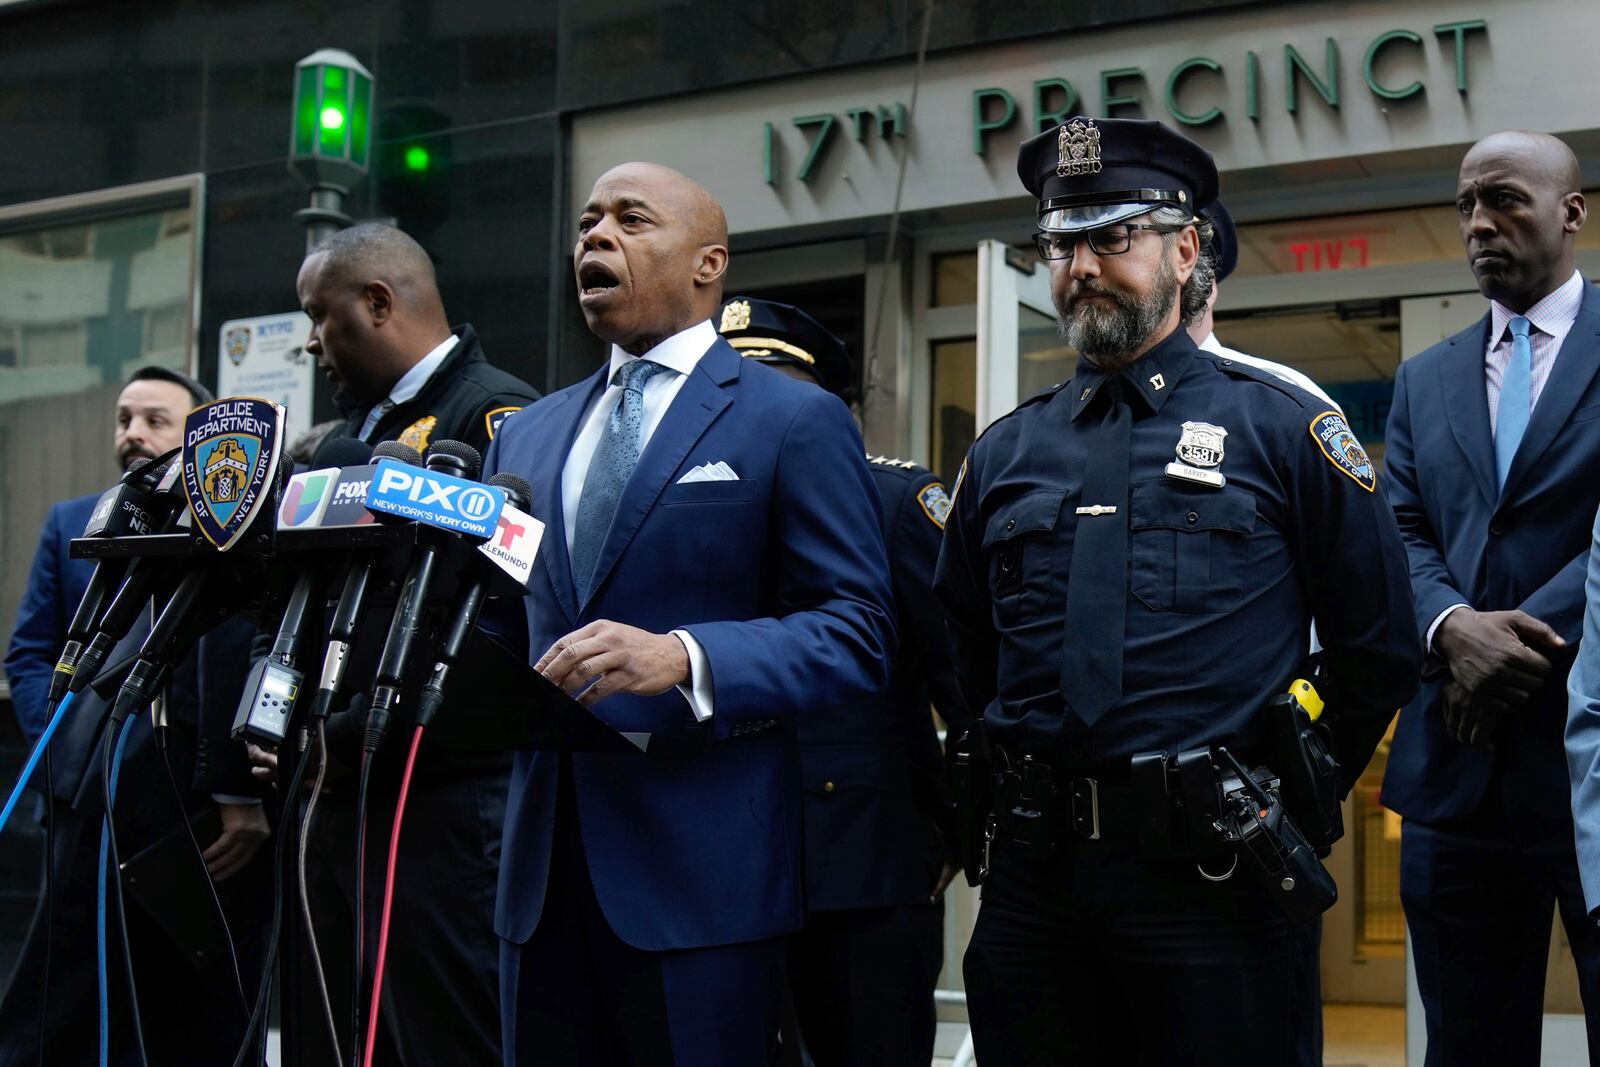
[1196,351,1322,409]
[973,378,1069,444]
[866,453,926,473]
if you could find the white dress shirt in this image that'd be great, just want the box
[359,334,458,441]
[1428,269,1586,650]
[560,319,718,720]
[1198,332,1341,409]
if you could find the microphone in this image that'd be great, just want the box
[48,451,183,708]
[108,424,294,723]
[66,460,193,696]
[305,440,422,724]
[232,437,394,744]
[414,472,534,727]
[363,440,490,752]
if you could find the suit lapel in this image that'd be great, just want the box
[1437,314,1497,509]
[1500,284,1600,505]
[533,369,608,622]
[580,339,739,608]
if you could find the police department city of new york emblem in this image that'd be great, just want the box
[1056,118,1103,178]
[1310,411,1376,492]
[1166,420,1228,488]
[224,326,250,367]
[182,397,285,551]
[719,299,751,333]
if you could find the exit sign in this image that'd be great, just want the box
[1289,237,1372,272]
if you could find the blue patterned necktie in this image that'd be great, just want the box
[1495,315,1532,490]
[571,358,668,602]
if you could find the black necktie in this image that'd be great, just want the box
[1061,376,1133,726]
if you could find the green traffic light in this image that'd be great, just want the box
[321,106,347,131]
[404,145,431,172]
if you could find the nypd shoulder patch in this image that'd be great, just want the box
[917,481,952,529]
[1309,411,1376,492]
[484,405,521,440]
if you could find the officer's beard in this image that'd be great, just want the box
[1057,255,1179,367]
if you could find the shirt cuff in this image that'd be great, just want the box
[669,629,714,722]
[1426,603,1472,654]
[211,794,261,806]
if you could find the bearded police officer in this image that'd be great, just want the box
[933,117,1421,1063]
[718,297,967,1066]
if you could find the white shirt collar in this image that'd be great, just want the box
[1197,331,1223,355]
[1491,268,1584,344]
[604,319,716,382]
[387,334,458,406]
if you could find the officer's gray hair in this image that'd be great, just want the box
[1149,206,1215,325]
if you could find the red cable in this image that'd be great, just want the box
[362,725,425,1067]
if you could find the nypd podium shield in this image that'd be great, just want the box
[182,397,286,551]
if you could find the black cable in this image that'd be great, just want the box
[228,735,318,1067]
[351,749,374,1067]
[101,723,150,1067]
[153,726,249,1016]
[36,748,52,1067]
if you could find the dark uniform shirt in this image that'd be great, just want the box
[934,326,1420,774]
[320,323,540,773]
[337,323,536,455]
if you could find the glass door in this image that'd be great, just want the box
[975,239,1070,432]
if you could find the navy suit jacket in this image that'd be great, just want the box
[1383,281,1600,822]
[6,494,96,744]
[483,336,897,952]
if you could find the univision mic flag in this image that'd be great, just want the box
[182,397,285,551]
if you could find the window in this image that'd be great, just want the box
[0,179,201,692]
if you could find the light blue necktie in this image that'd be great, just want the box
[1495,315,1533,490]
[571,358,668,602]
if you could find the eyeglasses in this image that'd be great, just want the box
[1033,224,1167,262]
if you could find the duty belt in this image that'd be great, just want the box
[991,746,1258,859]
[993,750,1141,850]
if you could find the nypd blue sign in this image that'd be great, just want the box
[365,459,506,541]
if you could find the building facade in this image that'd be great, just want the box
[3,0,1598,1046]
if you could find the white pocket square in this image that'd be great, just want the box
[676,462,739,484]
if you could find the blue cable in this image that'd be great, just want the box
[97,715,135,1067]
[0,691,75,837]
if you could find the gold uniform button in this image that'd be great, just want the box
[823,781,836,794]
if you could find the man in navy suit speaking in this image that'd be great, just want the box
[482,162,896,1066]
[1385,130,1600,1063]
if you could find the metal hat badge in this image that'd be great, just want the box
[182,396,286,550]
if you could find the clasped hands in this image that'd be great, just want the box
[1435,608,1566,750]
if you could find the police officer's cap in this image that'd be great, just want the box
[1017,116,1219,234]
[1205,199,1239,283]
[717,296,849,396]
